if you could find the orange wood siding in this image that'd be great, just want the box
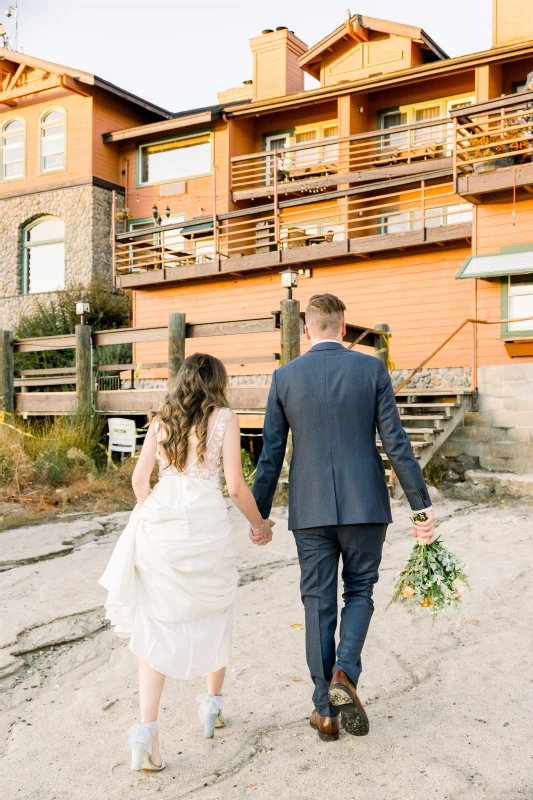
[91,87,158,186]
[131,245,480,373]
[0,89,92,193]
[119,120,229,222]
[474,197,533,364]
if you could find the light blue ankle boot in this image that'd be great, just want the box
[126,721,166,771]
[196,693,224,739]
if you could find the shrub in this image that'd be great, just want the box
[14,273,133,375]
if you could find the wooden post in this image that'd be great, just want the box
[75,324,93,416]
[280,299,301,365]
[168,312,186,383]
[0,330,14,415]
[374,323,391,371]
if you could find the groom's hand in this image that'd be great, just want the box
[249,519,275,546]
[413,508,436,545]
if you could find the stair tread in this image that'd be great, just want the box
[399,415,447,421]
[400,428,438,434]
[396,402,460,407]
[378,440,431,448]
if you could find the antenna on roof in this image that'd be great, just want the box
[345,9,351,22]
[3,0,20,51]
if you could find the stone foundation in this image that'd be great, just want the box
[390,366,472,390]
[0,183,117,330]
[439,364,533,474]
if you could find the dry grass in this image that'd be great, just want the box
[0,416,147,530]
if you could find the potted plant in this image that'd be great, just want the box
[115,208,134,222]
[468,134,506,174]
[503,119,532,164]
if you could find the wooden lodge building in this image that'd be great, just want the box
[1,0,533,476]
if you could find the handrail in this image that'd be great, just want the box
[394,315,533,395]
[230,115,456,162]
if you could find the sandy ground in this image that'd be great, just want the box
[1,497,532,800]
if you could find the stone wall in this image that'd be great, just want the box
[0,183,116,331]
[441,363,533,474]
[390,366,472,390]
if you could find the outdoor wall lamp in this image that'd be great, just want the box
[152,204,171,225]
[280,268,298,300]
[76,299,90,326]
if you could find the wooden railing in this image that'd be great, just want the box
[454,92,533,176]
[116,179,471,274]
[231,117,455,198]
[0,312,385,419]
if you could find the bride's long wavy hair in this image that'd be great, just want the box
[156,353,229,471]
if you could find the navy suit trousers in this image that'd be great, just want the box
[293,523,387,717]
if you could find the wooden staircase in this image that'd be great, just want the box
[380,389,474,489]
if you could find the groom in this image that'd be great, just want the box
[251,293,436,741]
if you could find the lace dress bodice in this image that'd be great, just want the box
[155,407,229,481]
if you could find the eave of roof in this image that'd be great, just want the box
[298,13,448,76]
[224,40,533,117]
[0,48,173,119]
[102,109,222,143]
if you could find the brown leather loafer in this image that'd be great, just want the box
[310,709,340,742]
[328,670,369,736]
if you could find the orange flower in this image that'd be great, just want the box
[402,586,415,598]
[419,597,434,607]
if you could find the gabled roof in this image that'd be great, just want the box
[0,48,173,118]
[299,13,448,79]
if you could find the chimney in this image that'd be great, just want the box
[492,0,533,48]
[249,27,307,102]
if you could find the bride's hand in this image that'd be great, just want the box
[249,519,274,546]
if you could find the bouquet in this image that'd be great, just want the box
[388,514,470,623]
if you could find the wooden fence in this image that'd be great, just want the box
[0,306,388,424]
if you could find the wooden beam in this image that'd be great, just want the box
[61,73,91,97]
[0,73,61,103]
[13,333,76,352]
[15,392,76,414]
[93,326,168,346]
[7,63,25,91]
[187,316,277,338]
[103,111,216,143]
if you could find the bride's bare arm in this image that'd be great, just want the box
[131,420,158,505]
[222,412,272,540]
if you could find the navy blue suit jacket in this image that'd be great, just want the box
[252,341,430,530]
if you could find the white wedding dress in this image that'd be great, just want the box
[99,407,239,679]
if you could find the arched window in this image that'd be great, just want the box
[23,217,65,294]
[40,108,66,173]
[1,118,25,181]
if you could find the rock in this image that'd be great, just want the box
[464,470,533,498]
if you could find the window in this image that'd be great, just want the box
[507,274,533,332]
[322,124,339,163]
[1,119,25,180]
[40,109,66,173]
[139,134,211,185]
[23,217,65,294]
[425,203,472,228]
[414,105,441,145]
[380,111,409,150]
[294,129,318,167]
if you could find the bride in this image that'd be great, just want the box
[99,353,273,771]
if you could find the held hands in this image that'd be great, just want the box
[249,519,275,546]
[412,508,437,545]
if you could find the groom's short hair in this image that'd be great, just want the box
[306,294,346,333]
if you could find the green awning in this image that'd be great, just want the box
[180,221,213,238]
[456,248,533,280]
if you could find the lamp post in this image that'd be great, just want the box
[280,267,298,300]
[279,269,300,365]
[75,298,90,326]
[152,204,171,226]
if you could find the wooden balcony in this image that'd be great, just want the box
[453,91,533,199]
[115,175,472,289]
[230,118,455,201]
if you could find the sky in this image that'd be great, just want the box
[7,0,493,113]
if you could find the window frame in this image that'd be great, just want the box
[500,273,533,340]
[136,131,213,188]
[22,215,66,295]
[1,116,26,183]
[38,106,67,176]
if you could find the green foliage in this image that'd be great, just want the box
[14,273,132,374]
[388,539,470,623]
[241,448,256,487]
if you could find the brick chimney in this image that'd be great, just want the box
[249,27,307,102]
[492,0,533,48]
